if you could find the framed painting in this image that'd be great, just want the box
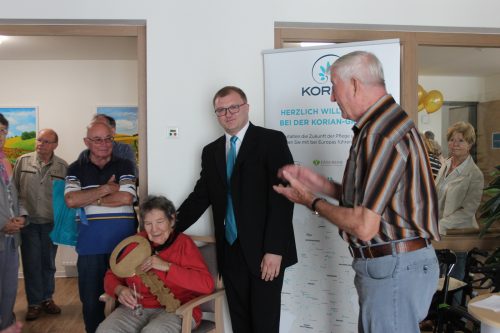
[0,107,37,164]
[96,106,138,163]
[493,132,500,149]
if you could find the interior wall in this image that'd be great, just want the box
[418,75,485,146]
[0,59,138,276]
[0,60,138,162]
[484,74,500,100]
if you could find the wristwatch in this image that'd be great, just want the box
[310,197,325,215]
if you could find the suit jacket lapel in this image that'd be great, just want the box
[233,123,257,174]
[215,136,227,186]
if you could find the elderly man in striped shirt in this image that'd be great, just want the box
[275,51,440,333]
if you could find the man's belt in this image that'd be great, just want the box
[349,238,429,259]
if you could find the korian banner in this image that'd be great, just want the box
[263,39,400,333]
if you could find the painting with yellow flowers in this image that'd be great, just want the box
[0,107,37,164]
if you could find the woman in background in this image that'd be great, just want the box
[435,121,484,235]
[435,121,484,305]
[0,113,27,330]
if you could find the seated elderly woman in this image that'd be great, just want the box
[96,195,214,333]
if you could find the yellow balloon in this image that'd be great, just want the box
[418,84,427,104]
[418,102,425,112]
[424,90,444,114]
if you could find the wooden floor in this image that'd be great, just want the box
[14,278,85,333]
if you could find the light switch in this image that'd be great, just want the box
[168,127,179,138]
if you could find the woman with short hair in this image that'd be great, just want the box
[435,121,484,235]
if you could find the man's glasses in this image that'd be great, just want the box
[36,138,56,145]
[0,128,8,136]
[86,136,114,145]
[214,103,247,117]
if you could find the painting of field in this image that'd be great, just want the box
[0,107,37,164]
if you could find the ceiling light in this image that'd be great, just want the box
[300,42,334,48]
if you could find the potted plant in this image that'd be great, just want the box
[476,165,500,291]
[478,165,500,237]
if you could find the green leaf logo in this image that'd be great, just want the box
[313,159,320,166]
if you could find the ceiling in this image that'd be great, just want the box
[417,46,500,77]
[0,36,137,60]
[2,36,500,77]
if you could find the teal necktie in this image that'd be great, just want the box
[225,136,238,244]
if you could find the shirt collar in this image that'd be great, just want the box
[352,94,393,133]
[35,152,54,165]
[225,121,250,143]
[449,155,472,175]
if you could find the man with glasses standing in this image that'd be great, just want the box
[177,86,297,333]
[64,122,137,333]
[13,129,68,321]
[78,114,137,175]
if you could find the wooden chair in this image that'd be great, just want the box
[99,235,225,333]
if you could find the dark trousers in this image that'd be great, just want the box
[20,222,58,305]
[222,240,284,333]
[0,236,19,330]
[77,254,110,333]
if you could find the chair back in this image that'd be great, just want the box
[436,249,457,304]
[189,235,224,333]
[198,242,218,313]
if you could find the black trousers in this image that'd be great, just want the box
[221,240,284,333]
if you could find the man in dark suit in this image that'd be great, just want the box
[177,86,297,333]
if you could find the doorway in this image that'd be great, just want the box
[0,22,148,199]
[0,21,147,277]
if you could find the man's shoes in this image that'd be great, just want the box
[41,299,61,315]
[25,305,42,321]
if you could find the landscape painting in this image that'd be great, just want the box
[0,107,37,164]
[96,106,138,163]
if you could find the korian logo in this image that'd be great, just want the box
[311,54,338,84]
[302,54,339,96]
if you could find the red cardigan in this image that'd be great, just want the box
[104,232,215,326]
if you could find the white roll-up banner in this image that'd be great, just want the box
[263,39,400,333]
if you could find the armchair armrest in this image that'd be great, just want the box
[99,293,117,317]
[175,289,225,333]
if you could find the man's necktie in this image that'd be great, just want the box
[225,136,238,245]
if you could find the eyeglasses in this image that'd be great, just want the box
[0,128,8,136]
[86,136,114,145]
[36,138,56,145]
[214,103,247,117]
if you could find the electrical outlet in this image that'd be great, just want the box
[167,127,179,138]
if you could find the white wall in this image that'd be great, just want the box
[419,75,486,102]
[418,75,487,146]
